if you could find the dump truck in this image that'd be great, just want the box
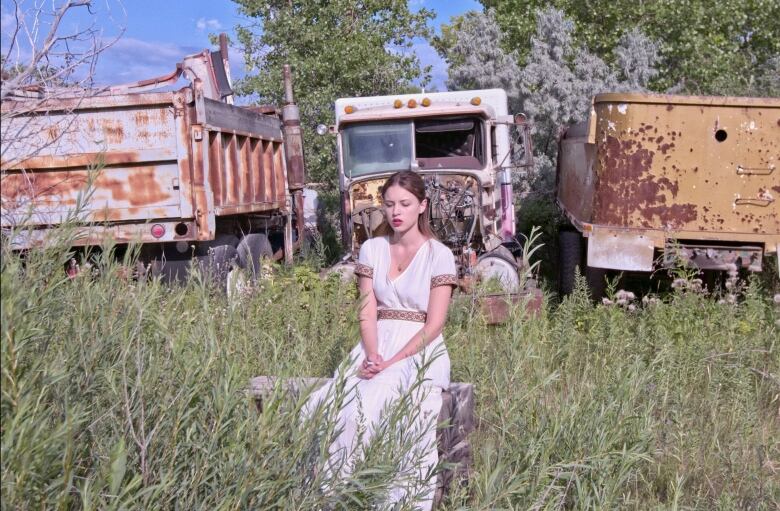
[556,93,780,295]
[326,89,538,301]
[1,37,308,280]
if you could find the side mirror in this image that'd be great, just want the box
[512,113,534,169]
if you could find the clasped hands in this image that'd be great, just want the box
[358,352,394,379]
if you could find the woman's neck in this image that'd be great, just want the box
[390,226,426,248]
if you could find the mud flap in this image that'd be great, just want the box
[587,229,658,271]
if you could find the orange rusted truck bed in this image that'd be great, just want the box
[1,52,289,249]
[557,93,780,273]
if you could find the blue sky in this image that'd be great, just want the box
[0,0,481,91]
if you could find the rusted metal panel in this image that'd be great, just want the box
[2,75,294,249]
[7,219,197,249]
[2,163,180,225]
[200,97,283,142]
[663,243,763,272]
[173,91,194,220]
[589,94,779,235]
[586,228,660,271]
[558,93,780,271]
[273,142,287,203]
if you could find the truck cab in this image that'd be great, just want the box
[332,89,533,289]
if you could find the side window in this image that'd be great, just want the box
[414,117,485,170]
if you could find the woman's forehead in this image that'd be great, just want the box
[383,184,419,202]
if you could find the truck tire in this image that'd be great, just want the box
[558,230,582,296]
[585,266,608,300]
[197,244,238,283]
[237,233,273,277]
[194,234,239,256]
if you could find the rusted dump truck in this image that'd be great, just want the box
[1,38,307,280]
[557,93,780,294]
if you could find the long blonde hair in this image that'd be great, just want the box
[374,171,437,240]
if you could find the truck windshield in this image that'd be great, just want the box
[342,122,412,177]
[415,117,484,170]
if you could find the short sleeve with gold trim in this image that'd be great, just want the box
[430,241,457,289]
[354,240,374,279]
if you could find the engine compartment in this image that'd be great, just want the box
[349,173,480,254]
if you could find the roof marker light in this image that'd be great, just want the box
[470,97,481,106]
[393,99,403,108]
[344,105,356,114]
[421,97,431,107]
[407,99,417,108]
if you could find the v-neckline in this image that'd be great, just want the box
[386,236,428,283]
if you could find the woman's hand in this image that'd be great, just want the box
[358,352,384,379]
[357,353,404,379]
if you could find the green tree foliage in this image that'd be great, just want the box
[480,0,780,95]
[232,0,434,188]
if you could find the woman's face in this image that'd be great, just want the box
[382,184,426,234]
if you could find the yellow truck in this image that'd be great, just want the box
[556,93,780,294]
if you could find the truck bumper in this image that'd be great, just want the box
[580,222,779,273]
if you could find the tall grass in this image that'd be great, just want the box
[1,236,778,509]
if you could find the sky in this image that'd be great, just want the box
[1,0,481,92]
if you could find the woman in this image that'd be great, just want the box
[309,170,457,509]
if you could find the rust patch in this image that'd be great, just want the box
[134,112,150,125]
[594,135,697,228]
[772,185,780,193]
[127,169,170,206]
[1,171,89,206]
[101,119,125,144]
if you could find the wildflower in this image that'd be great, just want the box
[628,304,636,312]
[602,298,614,306]
[773,294,780,305]
[671,278,687,289]
[642,295,659,306]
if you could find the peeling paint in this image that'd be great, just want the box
[558,93,780,249]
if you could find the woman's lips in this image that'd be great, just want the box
[392,219,402,226]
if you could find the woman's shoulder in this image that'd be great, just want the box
[429,238,453,257]
[361,236,387,251]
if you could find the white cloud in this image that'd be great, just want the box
[196,17,222,31]
[92,37,200,84]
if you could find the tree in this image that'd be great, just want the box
[432,8,521,112]
[439,7,659,182]
[1,0,123,168]
[231,0,434,188]
[481,0,780,95]
[519,8,659,180]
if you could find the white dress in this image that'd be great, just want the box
[308,236,457,509]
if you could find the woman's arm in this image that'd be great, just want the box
[357,275,380,360]
[380,285,452,370]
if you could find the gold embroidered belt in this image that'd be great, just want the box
[377,309,427,323]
